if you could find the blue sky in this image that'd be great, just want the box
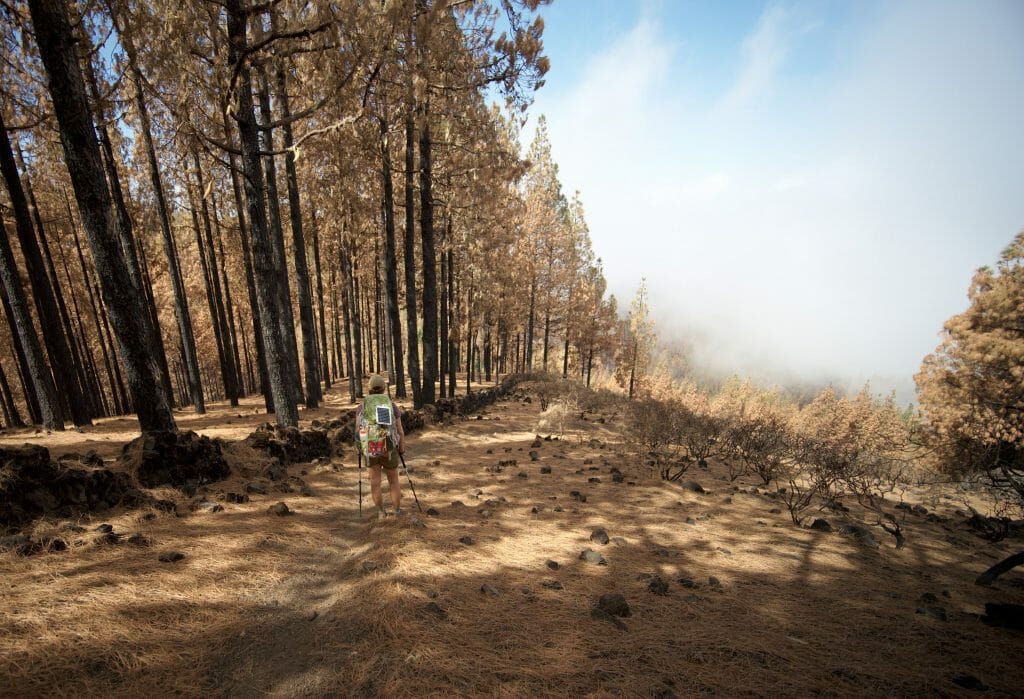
[524,0,1024,401]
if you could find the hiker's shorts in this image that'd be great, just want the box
[368,449,399,470]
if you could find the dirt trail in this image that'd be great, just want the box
[2,386,1023,698]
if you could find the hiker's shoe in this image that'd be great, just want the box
[377,509,388,520]
[393,508,404,517]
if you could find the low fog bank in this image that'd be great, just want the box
[652,312,920,407]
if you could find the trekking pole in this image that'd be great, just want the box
[398,452,422,513]
[357,450,363,517]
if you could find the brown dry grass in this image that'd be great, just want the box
[2,381,1023,698]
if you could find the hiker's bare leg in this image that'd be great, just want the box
[385,467,402,511]
[369,465,385,511]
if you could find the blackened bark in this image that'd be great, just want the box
[0,282,39,423]
[526,275,536,370]
[465,284,473,393]
[339,233,356,402]
[418,113,438,404]
[68,200,120,416]
[484,323,492,382]
[0,114,87,425]
[84,55,174,411]
[0,359,23,427]
[124,29,205,412]
[447,247,455,398]
[330,263,341,380]
[353,264,366,388]
[223,0,298,426]
[373,237,384,377]
[343,236,363,396]
[542,307,550,371]
[197,169,239,406]
[17,147,96,418]
[55,227,105,415]
[439,248,447,397]
[628,336,637,399]
[403,113,421,406]
[256,66,302,407]
[187,175,231,402]
[223,111,272,412]
[212,199,244,396]
[274,58,320,407]
[309,209,331,389]
[0,215,61,429]
[239,317,254,395]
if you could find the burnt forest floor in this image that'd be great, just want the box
[1,378,1023,698]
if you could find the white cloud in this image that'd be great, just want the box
[530,0,1024,402]
[716,4,792,112]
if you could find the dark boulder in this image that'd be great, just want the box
[981,602,1024,631]
[680,480,705,493]
[1,445,135,531]
[810,518,832,533]
[241,426,331,466]
[121,430,229,489]
[648,576,670,596]
[596,593,631,617]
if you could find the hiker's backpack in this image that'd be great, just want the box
[358,394,397,459]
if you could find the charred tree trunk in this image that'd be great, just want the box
[976,551,1024,587]
[83,55,173,414]
[484,322,492,383]
[542,307,550,371]
[224,0,298,426]
[403,112,422,406]
[339,232,356,402]
[465,283,473,393]
[439,248,447,397]
[309,209,331,389]
[0,359,23,427]
[0,215,61,429]
[212,203,244,396]
[342,235,363,396]
[124,28,205,413]
[69,199,121,416]
[197,187,238,404]
[562,336,570,378]
[16,147,97,418]
[55,229,105,416]
[223,111,271,412]
[330,263,341,380]
[378,128,406,395]
[0,282,39,423]
[0,114,87,426]
[95,282,129,413]
[256,65,302,407]
[447,247,455,398]
[418,111,438,405]
[526,275,536,371]
[274,57,320,408]
[187,171,232,403]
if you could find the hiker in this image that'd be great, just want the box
[356,374,407,518]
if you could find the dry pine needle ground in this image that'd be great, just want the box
[1,382,1023,698]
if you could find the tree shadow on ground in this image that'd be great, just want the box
[2,392,1022,698]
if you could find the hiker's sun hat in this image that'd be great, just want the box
[368,374,388,391]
